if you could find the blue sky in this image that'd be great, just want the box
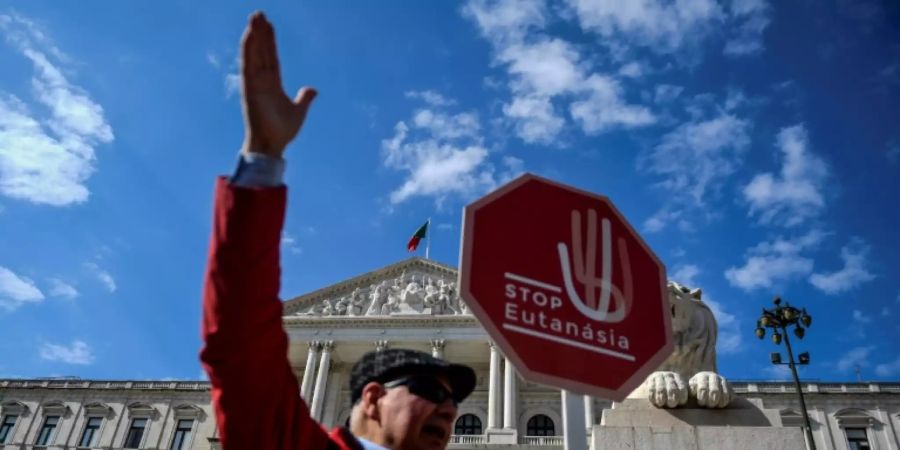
[0,1,898,384]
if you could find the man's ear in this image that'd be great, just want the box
[361,382,385,422]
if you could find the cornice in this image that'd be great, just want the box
[2,379,896,394]
[0,380,211,392]
[283,314,481,329]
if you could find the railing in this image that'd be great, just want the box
[519,435,564,445]
[729,382,900,394]
[0,380,210,391]
[1,447,156,450]
[448,434,486,444]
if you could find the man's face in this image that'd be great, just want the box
[377,376,458,450]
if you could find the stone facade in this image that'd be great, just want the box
[0,380,213,450]
[2,258,898,450]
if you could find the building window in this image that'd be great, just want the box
[124,418,148,449]
[35,415,60,446]
[454,414,482,435]
[526,414,555,436]
[0,415,17,444]
[846,428,870,450]
[79,416,103,448]
[170,419,193,450]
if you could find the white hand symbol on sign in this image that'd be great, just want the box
[558,209,633,323]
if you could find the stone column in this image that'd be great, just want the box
[310,340,333,420]
[561,390,587,450]
[488,341,501,429]
[503,357,517,430]
[430,339,445,359]
[300,341,320,401]
[584,396,594,430]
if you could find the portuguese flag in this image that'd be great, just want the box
[407,220,429,252]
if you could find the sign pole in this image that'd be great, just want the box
[561,390,587,450]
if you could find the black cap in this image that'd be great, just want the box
[349,348,476,405]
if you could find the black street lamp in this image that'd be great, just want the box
[755,296,816,450]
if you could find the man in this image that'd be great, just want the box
[199,11,476,450]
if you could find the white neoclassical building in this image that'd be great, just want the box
[1,258,898,450]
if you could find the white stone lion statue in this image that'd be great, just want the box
[627,281,733,408]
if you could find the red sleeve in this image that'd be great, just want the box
[199,177,331,450]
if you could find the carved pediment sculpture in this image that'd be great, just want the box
[289,260,470,318]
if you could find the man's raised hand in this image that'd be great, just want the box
[240,11,317,158]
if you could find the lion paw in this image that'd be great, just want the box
[646,371,689,408]
[689,371,733,408]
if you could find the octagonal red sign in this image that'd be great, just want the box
[459,174,673,401]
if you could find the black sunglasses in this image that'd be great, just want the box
[383,376,457,406]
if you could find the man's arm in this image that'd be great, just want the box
[199,11,323,450]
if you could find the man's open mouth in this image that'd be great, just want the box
[422,424,447,440]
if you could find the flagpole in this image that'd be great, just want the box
[425,217,431,260]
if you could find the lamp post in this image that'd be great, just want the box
[755,296,816,450]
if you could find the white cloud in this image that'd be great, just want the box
[502,95,565,144]
[0,266,44,310]
[723,0,771,56]
[383,97,520,206]
[39,340,94,365]
[0,14,114,206]
[84,262,116,293]
[564,0,725,54]
[809,238,875,295]
[706,296,742,354]
[642,208,694,233]
[643,212,668,233]
[852,309,871,324]
[206,51,220,68]
[570,75,655,134]
[671,264,700,286]
[725,254,812,291]
[48,278,78,299]
[224,73,240,98]
[463,0,654,144]
[207,49,240,98]
[281,232,302,255]
[500,38,584,96]
[463,0,547,44]
[834,346,873,373]
[743,125,828,227]
[564,0,769,57]
[725,229,826,291]
[750,228,828,254]
[618,61,645,78]
[875,357,900,377]
[640,108,750,232]
[646,113,750,205]
[411,109,480,140]
[654,84,684,103]
[405,90,457,107]
[496,38,581,144]
[387,140,492,204]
